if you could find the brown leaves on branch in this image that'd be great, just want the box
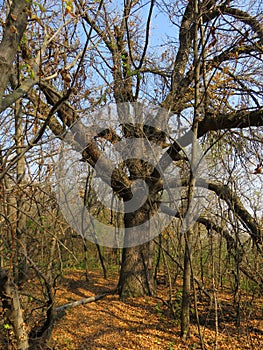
[253,163,262,174]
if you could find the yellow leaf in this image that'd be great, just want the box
[222,67,229,74]
[30,14,41,24]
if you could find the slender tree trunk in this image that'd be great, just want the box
[181,228,193,338]
[15,99,27,284]
[0,149,4,268]
[181,0,200,338]
[0,270,29,350]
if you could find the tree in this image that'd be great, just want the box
[0,0,263,344]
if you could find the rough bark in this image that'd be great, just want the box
[117,191,160,297]
[15,100,28,284]
[118,239,156,298]
[181,0,200,337]
[0,0,32,107]
[0,270,29,350]
[180,233,192,338]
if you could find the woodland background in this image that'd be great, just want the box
[0,0,263,349]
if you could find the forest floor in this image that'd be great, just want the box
[50,269,263,350]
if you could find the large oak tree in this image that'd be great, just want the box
[0,0,263,343]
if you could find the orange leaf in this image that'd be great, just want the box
[11,14,17,21]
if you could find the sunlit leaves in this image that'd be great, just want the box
[63,0,75,17]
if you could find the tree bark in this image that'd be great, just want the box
[0,0,32,107]
[180,231,193,338]
[15,99,28,284]
[118,239,156,298]
[181,0,200,338]
[117,200,157,297]
[0,270,29,350]
[54,293,109,313]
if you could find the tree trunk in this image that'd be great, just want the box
[15,99,28,284]
[118,239,156,298]
[0,270,29,350]
[117,201,157,298]
[181,0,200,337]
[180,229,193,338]
[0,0,32,106]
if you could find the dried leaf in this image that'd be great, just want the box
[10,25,18,34]
[10,14,17,21]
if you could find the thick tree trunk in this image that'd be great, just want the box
[117,201,157,298]
[118,240,156,298]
